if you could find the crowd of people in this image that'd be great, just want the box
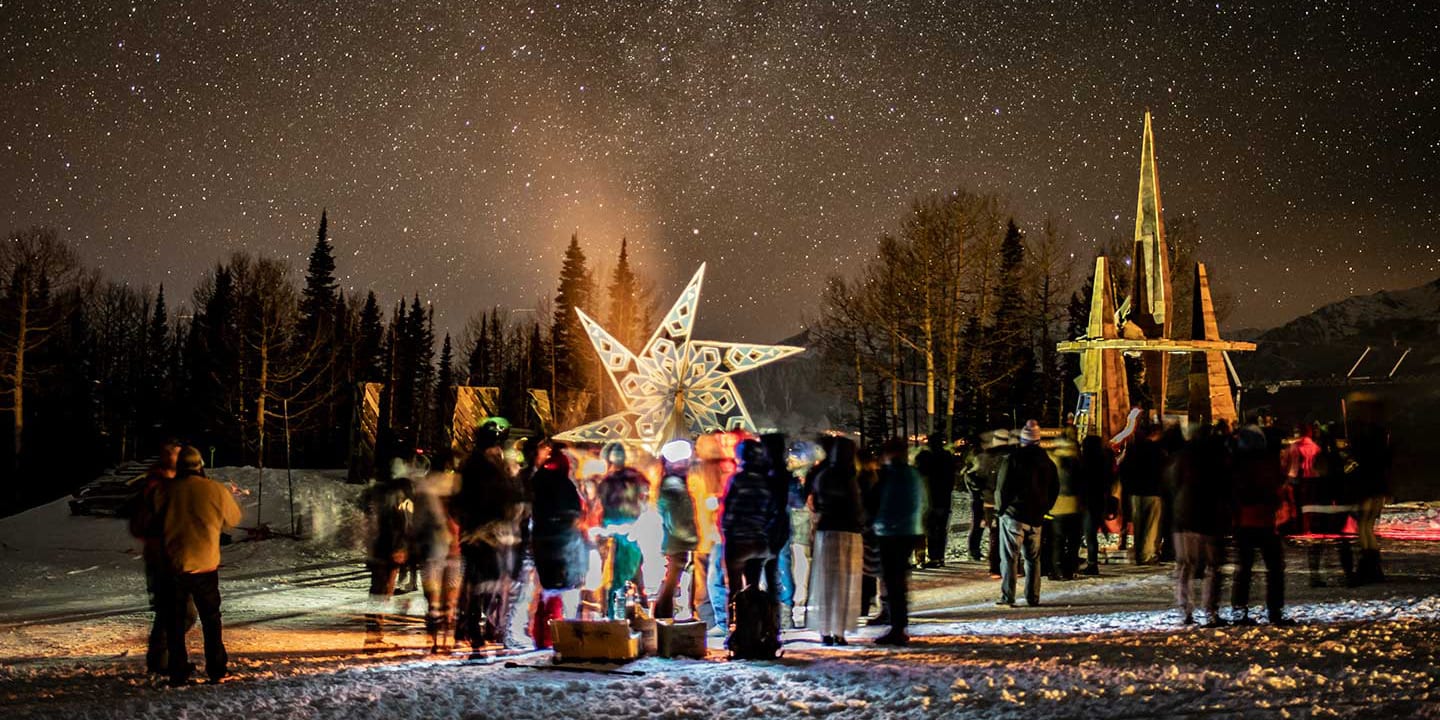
[350,421,951,656]
[961,412,1393,625]
[125,407,1393,678]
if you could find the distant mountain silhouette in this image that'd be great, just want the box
[1234,277,1440,384]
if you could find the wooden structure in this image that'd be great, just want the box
[1057,113,1255,441]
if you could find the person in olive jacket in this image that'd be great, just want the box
[655,440,700,619]
[150,446,242,686]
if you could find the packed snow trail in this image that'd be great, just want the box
[2,470,1439,718]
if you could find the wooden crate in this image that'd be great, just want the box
[656,619,708,659]
[550,619,640,662]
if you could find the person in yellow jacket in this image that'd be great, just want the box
[152,446,243,686]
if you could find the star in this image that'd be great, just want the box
[553,264,803,450]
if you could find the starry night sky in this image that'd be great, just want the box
[2,1,1436,341]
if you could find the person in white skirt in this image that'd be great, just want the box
[808,436,865,646]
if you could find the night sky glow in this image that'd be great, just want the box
[2,1,1436,340]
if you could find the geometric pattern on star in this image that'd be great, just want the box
[553,263,804,450]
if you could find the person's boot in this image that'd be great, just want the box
[1359,550,1386,583]
[779,603,794,630]
[867,602,891,626]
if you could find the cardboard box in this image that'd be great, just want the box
[656,619,708,659]
[550,619,640,662]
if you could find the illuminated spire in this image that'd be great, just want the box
[1130,110,1172,338]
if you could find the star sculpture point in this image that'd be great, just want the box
[554,264,804,450]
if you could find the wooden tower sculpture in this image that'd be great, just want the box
[1058,112,1254,441]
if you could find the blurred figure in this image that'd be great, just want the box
[151,446,242,686]
[1045,434,1083,581]
[596,441,650,619]
[655,440,699,620]
[412,451,461,653]
[127,439,190,675]
[695,432,734,634]
[1078,435,1117,576]
[453,420,524,649]
[1119,420,1166,565]
[961,430,1012,577]
[1348,401,1392,584]
[1305,428,1356,587]
[857,447,887,624]
[1230,425,1291,626]
[1167,423,1230,627]
[364,454,416,646]
[721,439,777,602]
[722,438,782,657]
[786,441,818,630]
[529,442,588,648]
[761,433,797,628]
[869,437,927,646]
[809,436,864,646]
[996,420,1058,608]
[916,433,957,568]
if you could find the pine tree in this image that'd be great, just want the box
[466,309,490,385]
[434,333,455,452]
[141,285,170,444]
[526,320,549,396]
[606,238,642,349]
[414,300,436,447]
[1064,271,1096,418]
[298,210,338,340]
[988,219,1033,422]
[291,211,341,464]
[551,233,595,420]
[356,291,384,383]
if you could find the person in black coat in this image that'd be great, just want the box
[453,421,523,649]
[1078,435,1116,576]
[529,442,588,647]
[721,439,777,599]
[916,434,957,568]
[761,433,800,625]
[1119,424,1167,565]
[1167,423,1231,627]
[810,436,865,645]
[995,421,1059,607]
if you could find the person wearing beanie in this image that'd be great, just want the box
[995,421,1059,607]
[148,445,242,685]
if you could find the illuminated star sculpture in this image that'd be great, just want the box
[553,264,804,450]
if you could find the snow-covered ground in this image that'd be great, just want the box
[2,471,1439,719]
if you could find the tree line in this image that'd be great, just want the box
[812,188,1225,446]
[0,217,657,511]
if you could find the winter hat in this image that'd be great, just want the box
[178,446,205,473]
[1019,420,1042,446]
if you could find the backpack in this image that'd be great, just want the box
[727,586,781,660]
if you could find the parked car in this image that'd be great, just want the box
[68,462,151,517]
